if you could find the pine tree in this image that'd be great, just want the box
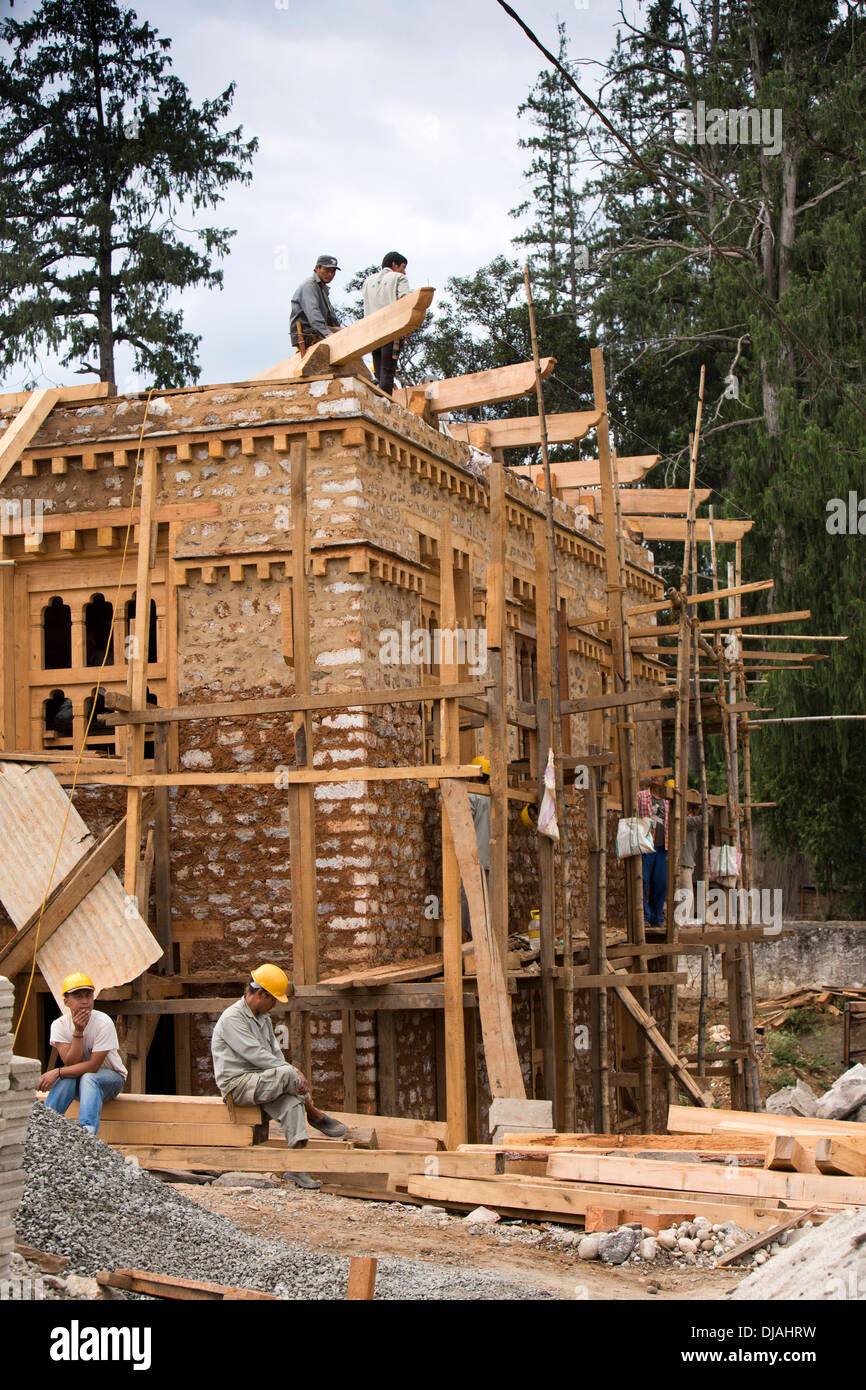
[0,0,257,387]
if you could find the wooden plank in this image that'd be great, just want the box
[716,1209,819,1267]
[346,1256,378,1301]
[405,1175,787,1229]
[625,518,753,542]
[495,1131,771,1152]
[68,763,480,788]
[581,488,712,516]
[0,382,108,411]
[0,794,155,977]
[439,521,468,1149]
[376,1012,397,1115]
[444,411,599,448]
[75,1094,262,1125]
[329,1111,448,1144]
[628,579,775,617]
[0,388,59,486]
[574,971,686,988]
[287,437,318,988]
[408,1152,506,1178]
[322,953,444,988]
[561,688,673,714]
[253,288,434,382]
[441,779,524,1098]
[101,1121,256,1146]
[764,1134,819,1174]
[341,1008,357,1113]
[699,610,812,633]
[108,683,492,726]
[22,501,221,534]
[815,1137,866,1177]
[546,1151,866,1205]
[512,456,658,490]
[115,1145,425,1180]
[96,1268,275,1301]
[394,358,554,413]
[668,1103,866,1141]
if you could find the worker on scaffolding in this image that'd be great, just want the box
[41,973,127,1137]
[210,963,347,1189]
[638,770,700,927]
[289,254,341,354]
[362,251,410,395]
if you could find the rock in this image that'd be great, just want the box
[657,1229,678,1250]
[642,1227,655,1238]
[464,1206,500,1225]
[713,1244,724,1256]
[678,1237,699,1254]
[700,1239,715,1251]
[597,1227,639,1265]
[816,1065,866,1120]
[755,1250,767,1265]
[647,1282,659,1294]
[212,1173,279,1188]
[765,1079,818,1117]
[852,1101,866,1123]
[578,1235,600,1261]
[64,1274,101,1299]
[639,1238,657,1261]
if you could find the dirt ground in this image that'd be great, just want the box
[177,1180,750,1301]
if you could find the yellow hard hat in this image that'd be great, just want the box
[61,972,95,995]
[665,778,675,788]
[471,755,491,777]
[521,803,539,829]
[250,963,289,1003]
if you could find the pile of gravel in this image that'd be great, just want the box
[17,1105,549,1300]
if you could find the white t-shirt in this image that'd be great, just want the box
[49,1009,127,1078]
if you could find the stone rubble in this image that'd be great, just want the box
[766,1064,866,1121]
[0,974,40,1287]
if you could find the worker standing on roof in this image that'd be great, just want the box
[41,973,127,1136]
[290,254,341,354]
[210,963,347,1190]
[362,252,410,395]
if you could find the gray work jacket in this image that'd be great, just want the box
[290,274,340,339]
[211,996,285,1095]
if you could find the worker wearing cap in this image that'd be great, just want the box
[362,251,410,395]
[289,255,341,354]
[210,963,347,1189]
[41,973,127,1136]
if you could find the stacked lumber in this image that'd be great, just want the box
[404,1107,866,1230]
[756,985,866,1031]
[95,1095,447,1199]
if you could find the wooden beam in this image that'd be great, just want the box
[346,1257,378,1301]
[60,763,480,789]
[512,456,658,490]
[441,779,524,1098]
[0,382,109,411]
[439,524,468,1149]
[814,1137,866,1177]
[545,1150,866,1205]
[445,410,599,448]
[0,796,155,977]
[96,1269,276,1301]
[106,681,493,726]
[668,1103,866,1141]
[0,388,59,486]
[699,610,812,633]
[252,288,434,382]
[580,488,712,516]
[764,1134,819,1173]
[625,518,753,542]
[608,971,712,1107]
[394,358,555,414]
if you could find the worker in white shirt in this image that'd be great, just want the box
[362,251,410,395]
[41,973,127,1136]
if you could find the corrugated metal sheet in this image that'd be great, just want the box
[0,762,162,1006]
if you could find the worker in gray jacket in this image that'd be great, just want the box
[210,962,347,1189]
[362,251,410,394]
[290,254,341,354]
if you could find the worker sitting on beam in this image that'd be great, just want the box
[210,963,347,1189]
[41,972,127,1136]
[289,254,341,354]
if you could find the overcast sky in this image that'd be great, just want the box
[3,0,635,392]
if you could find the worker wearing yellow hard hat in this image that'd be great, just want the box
[42,970,127,1136]
[210,962,348,1189]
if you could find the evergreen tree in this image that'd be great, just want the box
[0,0,257,387]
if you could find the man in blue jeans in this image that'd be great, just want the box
[41,972,126,1135]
